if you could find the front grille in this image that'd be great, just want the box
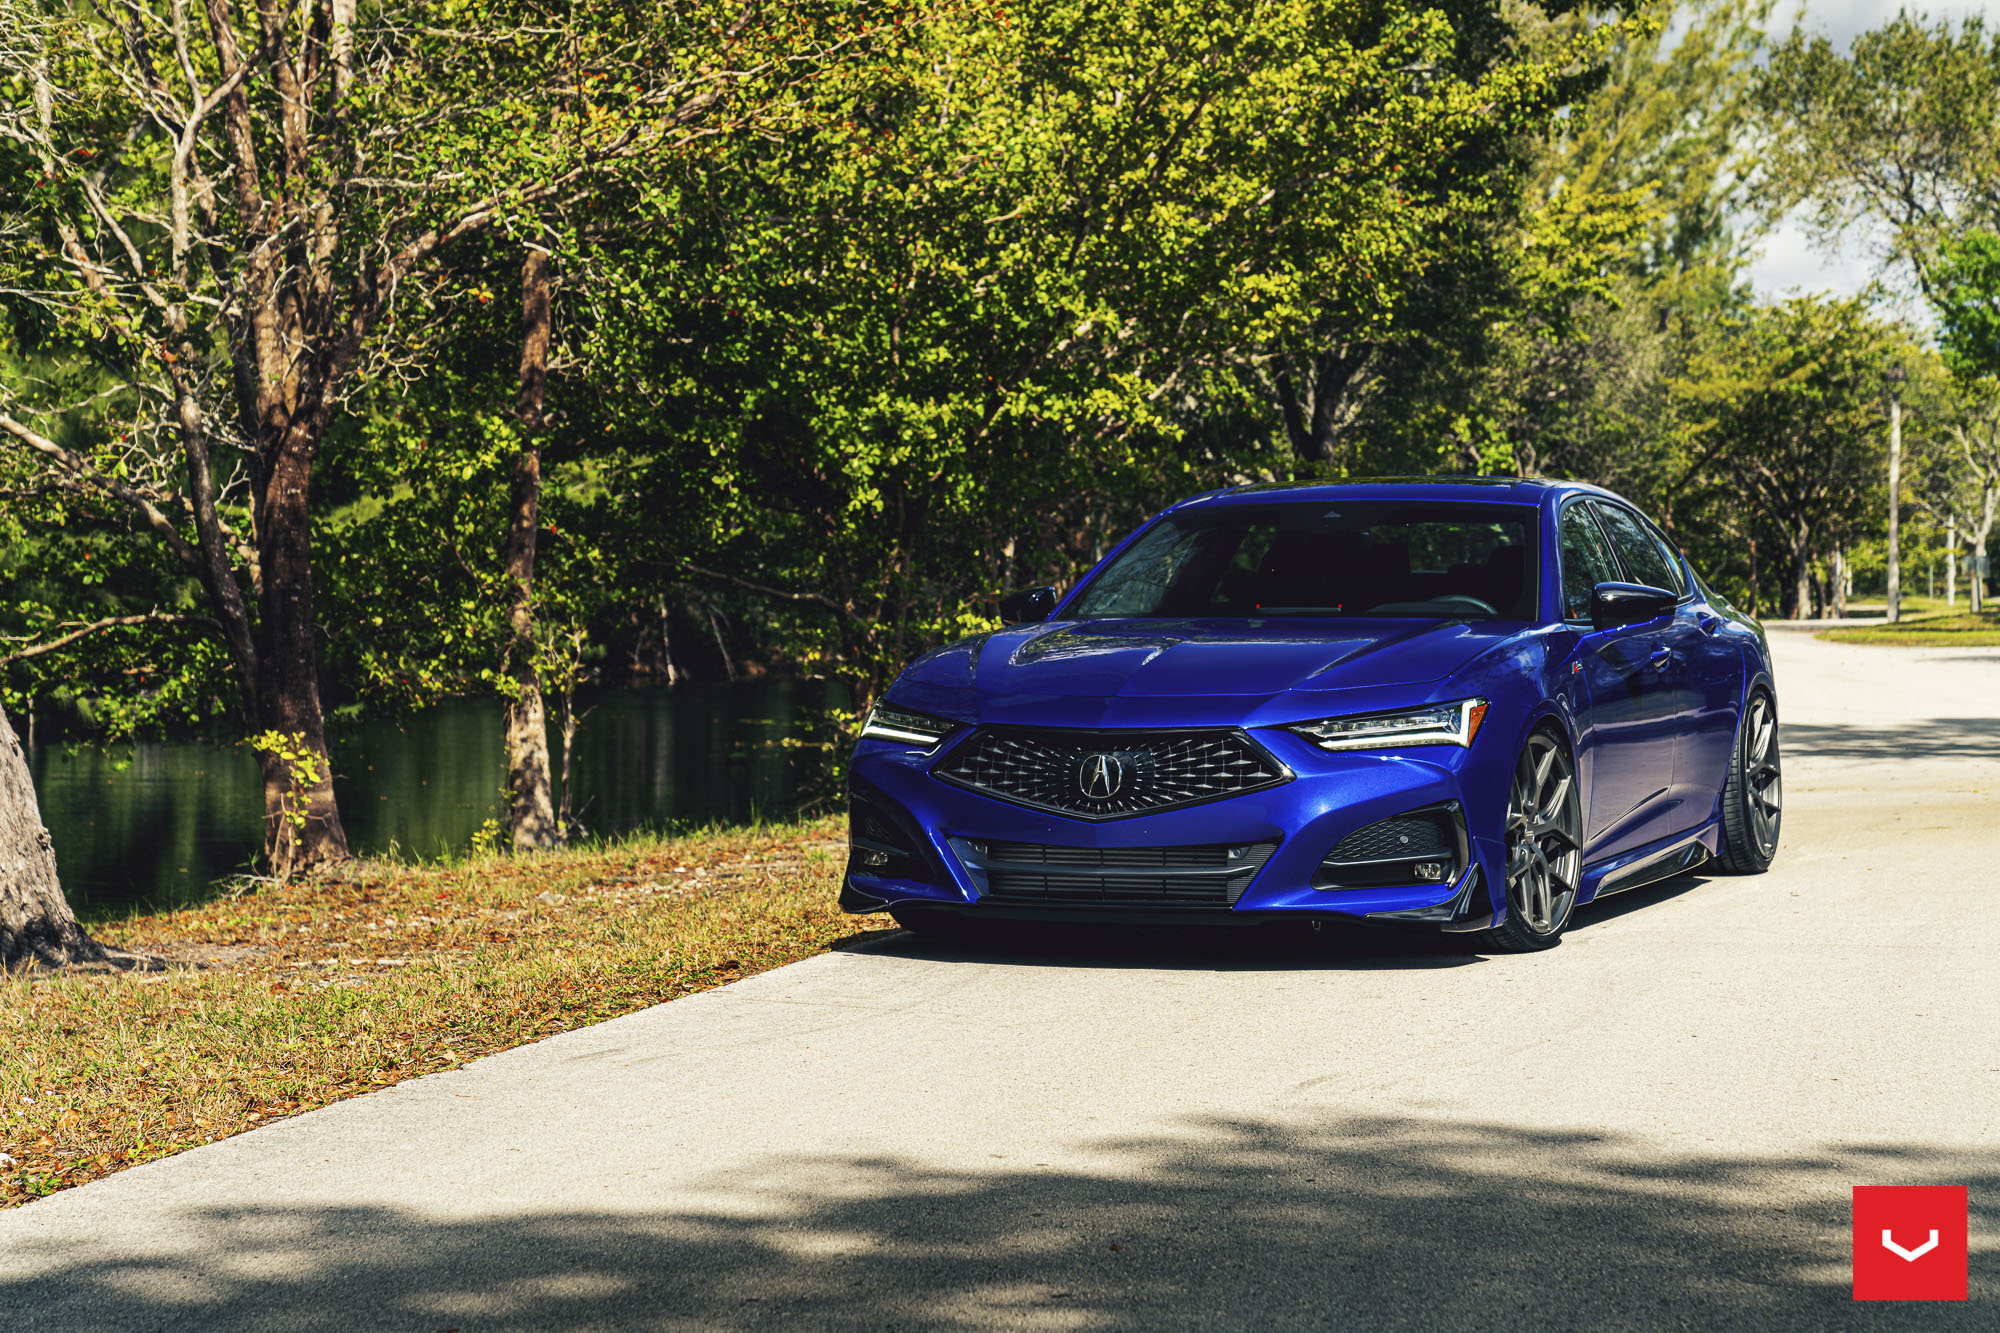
[933,727,1289,819]
[956,839,1277,909]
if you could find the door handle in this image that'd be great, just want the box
[1648,644,1673,665]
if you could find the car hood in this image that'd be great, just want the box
[889,617,1518,724]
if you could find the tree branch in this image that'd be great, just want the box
[0,613,221,667]
[0,410,201,569]
[681,563,847,615]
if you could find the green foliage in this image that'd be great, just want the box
[7,0,1979,779]
[1933,231,2000,382]
[1757,13,2000,289]
[1671,296,1910,616]
[573,0,1633,692]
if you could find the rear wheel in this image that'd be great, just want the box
[1715,690,1781,873]
[1475,729,1583,954]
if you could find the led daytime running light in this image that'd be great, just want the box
[1289,698,1489,752]
[861,704,957,749]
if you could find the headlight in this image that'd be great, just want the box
[860,703,958,750]
[1288,698,1488,751]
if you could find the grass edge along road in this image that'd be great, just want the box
[0,817,891,1209]
[1815,608,2000,647]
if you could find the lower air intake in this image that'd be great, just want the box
[1314,804,1465,890]
[953,839,1277,909]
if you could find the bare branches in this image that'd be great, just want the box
[681,564,849,617]
[0,613,221,667]
[0,410,202,570]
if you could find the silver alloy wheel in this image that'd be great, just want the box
[1505,732,1582,935]
[1744,693,1782,855]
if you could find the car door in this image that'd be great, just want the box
[1586,501,1704,847]
[1557,501,1685,859]
[1649,523,1743,810]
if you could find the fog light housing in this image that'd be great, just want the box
[1314,803,1468,890]
[848,793,927,881]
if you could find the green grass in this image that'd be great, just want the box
[1817,610,2000,646]
[1,817,893,1207]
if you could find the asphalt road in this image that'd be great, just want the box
[3,631,1995,1331]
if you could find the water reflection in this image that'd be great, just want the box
[32,678,848,915]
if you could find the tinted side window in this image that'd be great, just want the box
[1558,503,1620,620]
[1594,503,1680,593]
[1641,518,1688,594]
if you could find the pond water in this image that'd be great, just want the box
[31,678,850,915]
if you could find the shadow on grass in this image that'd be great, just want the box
[1,1115,1990,1331]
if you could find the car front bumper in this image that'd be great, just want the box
[841,726,1513,931]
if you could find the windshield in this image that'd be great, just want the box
[1068,501,1539,620]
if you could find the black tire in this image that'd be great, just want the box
[1715,689,1781,873]
[1474,727,1584,954]
[889,906,980,942]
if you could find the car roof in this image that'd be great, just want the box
[1175,476,1621,509]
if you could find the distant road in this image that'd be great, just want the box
[3,633,1995,1330]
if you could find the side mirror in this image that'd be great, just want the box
[997,585,1058,625]
[1591,581,1677,631]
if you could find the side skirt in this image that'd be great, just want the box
[1580,820,1722,904]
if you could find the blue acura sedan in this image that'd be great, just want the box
[840,477,1781,951]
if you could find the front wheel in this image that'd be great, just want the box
[1475,728,1583,954]
[1715,690,1781,873]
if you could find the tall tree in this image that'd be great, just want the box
[503,248,559,849]
[1757,13,2000,296]
[1676,297,1899,619]
[0,701,102,970]
[1343,1,1770,492]
[582,0,1631,694]
[1926,235,2000,612]
[0,0,866,869]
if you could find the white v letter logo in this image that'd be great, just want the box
[1881,1229,1940,1262]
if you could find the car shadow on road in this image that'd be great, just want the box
[837,920,1484,972]
[1784,717,2000,763]
[4,1115,1990,1331]
[840,866,1734,969]
[1571,871,1714,929]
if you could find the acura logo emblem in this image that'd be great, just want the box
[1078,752,1125,800]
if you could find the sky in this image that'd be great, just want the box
[1746,1,2000,306]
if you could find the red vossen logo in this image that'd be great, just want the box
[1852,1186,1969,1301]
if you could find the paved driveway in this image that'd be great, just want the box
[2,632,1995,1330]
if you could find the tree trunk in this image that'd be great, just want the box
[1973,485,1997,617]
[0,702,103,970]
[1747,534,1759,618]
[1831,547,1846,619]
[255,438,350,874]
[1947,517,1957,606]
[1275,344,1375,467]
[1975,537,1990,617]
[1784,534,1811,620]
[504,249,559,851]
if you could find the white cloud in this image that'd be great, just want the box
[1770,0,1998,49]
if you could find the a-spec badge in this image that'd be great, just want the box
[1077,753,1126,800]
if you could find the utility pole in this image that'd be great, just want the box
[1885,365,1908,624]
